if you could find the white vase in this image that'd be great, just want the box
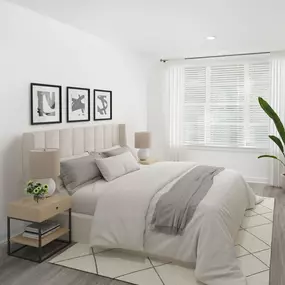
[35,178,56,197]
[280,174,285,189]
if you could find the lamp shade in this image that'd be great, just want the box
[29,149,60,179]
[135,132,151,149]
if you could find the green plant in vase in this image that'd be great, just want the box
[258,97,285,188]
[25,180,49,203]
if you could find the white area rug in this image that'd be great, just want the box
[49,197,274,285]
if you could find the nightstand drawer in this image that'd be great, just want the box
[8,195,71,223]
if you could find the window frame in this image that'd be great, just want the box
[182,60,270,149]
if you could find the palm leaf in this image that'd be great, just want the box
[269,135,285,156]
[258,97,285,146]
[258,154,285,167]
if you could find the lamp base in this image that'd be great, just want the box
[35,178,56,197]
[137,149,150,161]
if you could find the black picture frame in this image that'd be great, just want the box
[93,89,112,121]
[66,86,90,123]
[30,83,62,125]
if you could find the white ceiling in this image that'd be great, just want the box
[6,0,285,59]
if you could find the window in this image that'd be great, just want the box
[183,60,270,149]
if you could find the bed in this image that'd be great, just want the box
[22,123,257,285]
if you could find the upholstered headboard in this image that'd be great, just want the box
[22,124,126,180]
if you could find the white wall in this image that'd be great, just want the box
[180,148,269,183]
[147,63,270,184]
[0,0,150,241]
[147,63,168,160]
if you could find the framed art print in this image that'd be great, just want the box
[94,89,112,121]
[67,87,90,122]
[31,83,62,125]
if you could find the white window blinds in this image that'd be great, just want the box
[183,59,270,148]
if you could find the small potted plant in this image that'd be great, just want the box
[25,180,49,203]
[258,97,285,189]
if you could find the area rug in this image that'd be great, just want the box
[49,197,274,285]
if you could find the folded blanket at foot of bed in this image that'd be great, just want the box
[152,165,224,235]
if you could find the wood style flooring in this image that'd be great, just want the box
[0,183,284,285]
[0,245,131,285]
[250,183,285,285]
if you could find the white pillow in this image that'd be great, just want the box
[95,151,140,182]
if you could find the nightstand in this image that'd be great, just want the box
[7,195,71,263]
[139,158,157,165]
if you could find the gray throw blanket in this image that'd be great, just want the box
[151,165,224,235]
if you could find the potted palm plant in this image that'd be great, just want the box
[258,97,285,189]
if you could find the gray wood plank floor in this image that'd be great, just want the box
[0,183,283,285]
[249,183,285,285]
[0,249,133,285]
[0,244,132,285]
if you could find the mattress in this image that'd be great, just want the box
[71,179,108,215]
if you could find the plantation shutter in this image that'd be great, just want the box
[247,62,271,148]
[183,59,270,148]
[183,67,206,144]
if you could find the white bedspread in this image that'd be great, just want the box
[90,162,256,285]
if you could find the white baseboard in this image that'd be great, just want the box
[245,177,269,184]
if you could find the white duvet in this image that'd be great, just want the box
[90,162,256,285]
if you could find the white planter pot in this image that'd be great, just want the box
[281,174,285,189]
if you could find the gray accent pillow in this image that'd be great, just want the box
[88,146,120,158]
[103,146,129,157]
[89,146,138,160]
[60,154,102,194]
[103,146,138,160]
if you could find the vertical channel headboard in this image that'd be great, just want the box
[22,124,127,180]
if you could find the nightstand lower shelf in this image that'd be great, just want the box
[10,228,69,248]
[9,240,71,263]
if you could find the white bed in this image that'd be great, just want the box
[90,161,256,285]
[22,124,257,285]
[71,180,108,215]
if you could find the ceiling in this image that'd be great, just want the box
[6,0,285,58]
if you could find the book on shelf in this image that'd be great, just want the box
[22,226,60,239]
[25,221,60,235]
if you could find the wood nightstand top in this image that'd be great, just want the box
[8,195,71,223]
[139,158,157,165]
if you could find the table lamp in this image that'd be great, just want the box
[135,132,151,161]
[29,149,60,196]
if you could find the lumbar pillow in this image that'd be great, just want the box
[60,154,102,193]
[95,151,140,182]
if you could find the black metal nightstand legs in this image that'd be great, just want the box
[38,225,42,262]
[69,208,72,243]
[7,217,10,255]
[7,209,72,263]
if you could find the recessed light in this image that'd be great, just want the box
[206,36,216,40]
